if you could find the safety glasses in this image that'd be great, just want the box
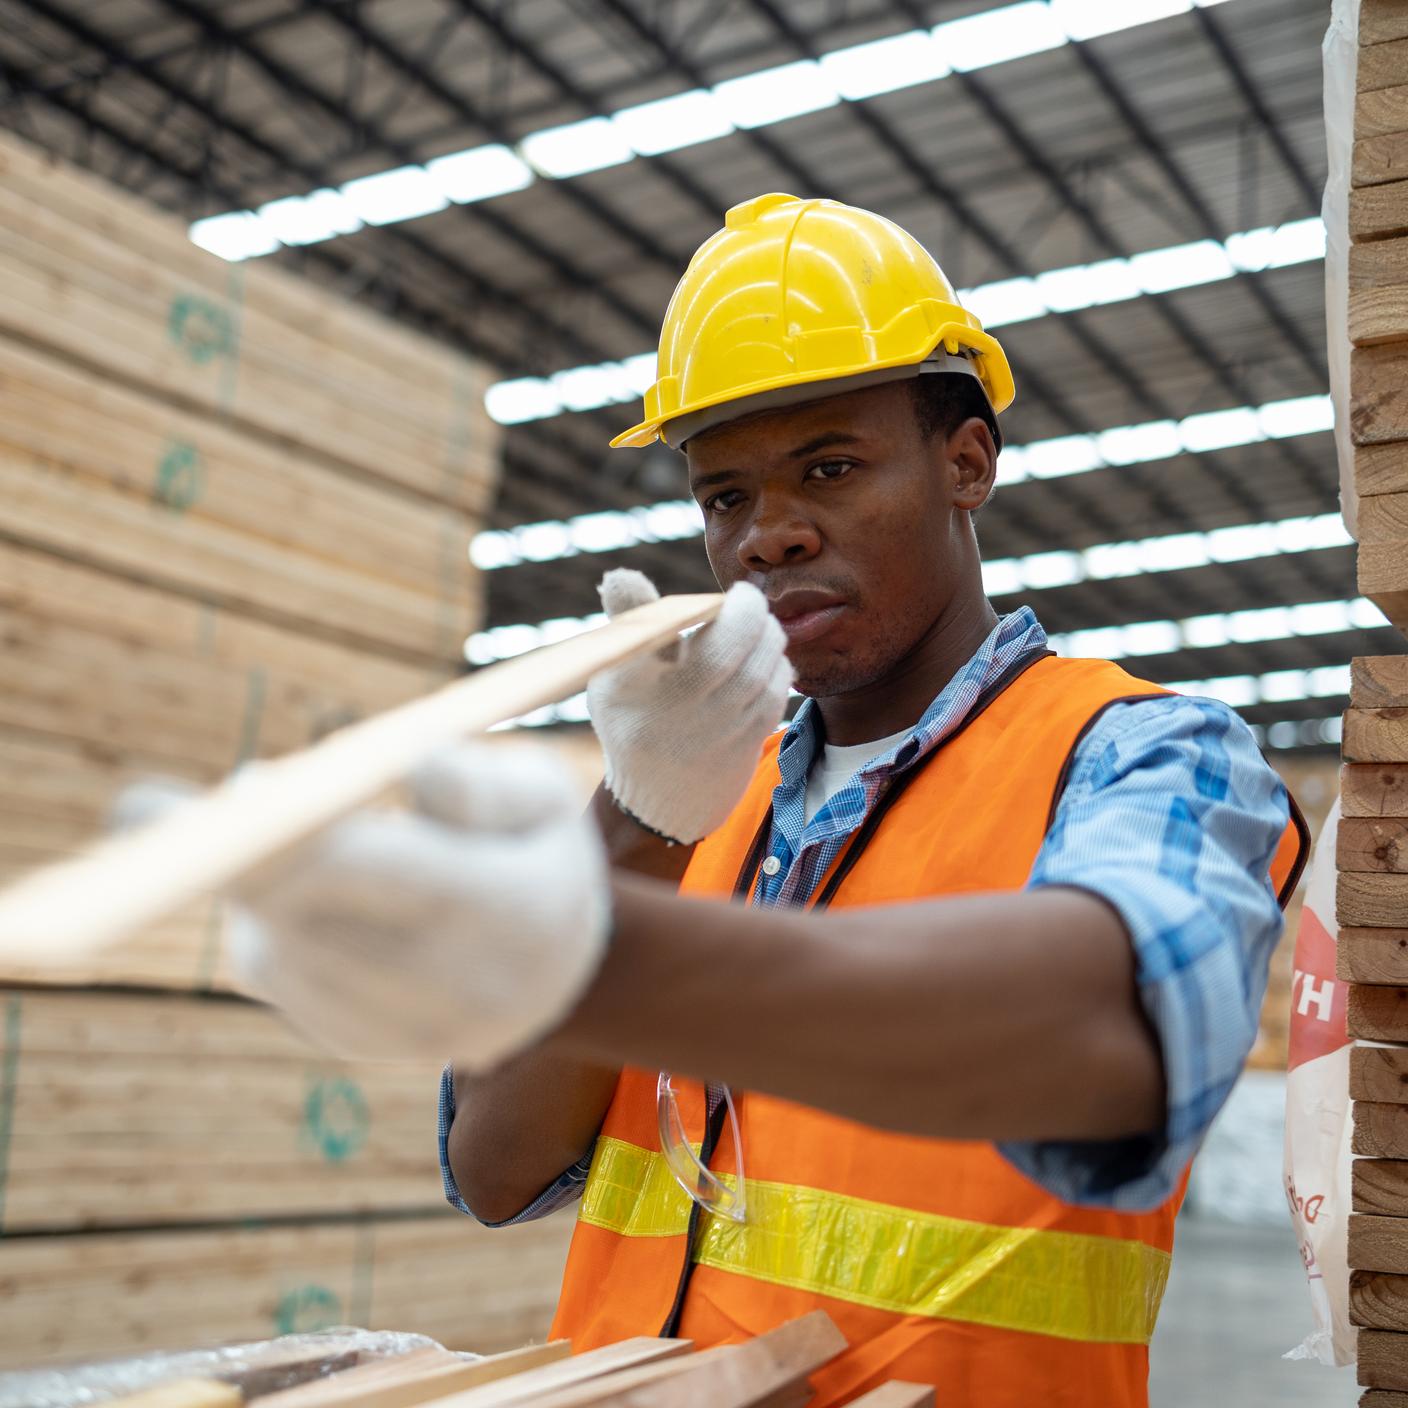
[655,1071,747,1224]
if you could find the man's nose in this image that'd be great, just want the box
[736,494,821,571]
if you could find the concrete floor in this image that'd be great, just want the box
[1149,1216,1357,1406]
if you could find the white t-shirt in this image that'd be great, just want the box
[802,726,914,824]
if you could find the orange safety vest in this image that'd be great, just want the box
[551,653,1308,1408]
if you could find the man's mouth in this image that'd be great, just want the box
[767,589,848,645]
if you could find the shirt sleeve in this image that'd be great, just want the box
[437,1063,594,1225]
[998,694,1290,1212]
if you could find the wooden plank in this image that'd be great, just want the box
[1351,236,1408,294]
[1342,929,1408,983]
[844,1387,935,1408]
[1362,496,1408,544]
[0,593,722,968]
[1353,1213,1408,1273]
[0,451,469,667]
[1352,287,1408,346]
[1356,440,1408,498]
[1345,764,1408,817]
[1362,1390,1408,1407]
[0,987,463,1231]
[1353,344,1408,444]
[0,603,453,776]
[1363,1329,1408,1389]
[0,540,445,707]
[0,1215,573,1369]
[609,1312,846,1408]
[0,132,500,512]
[0,131,484,406]
[1341,874,1408,928]
[0,256,495,519]
[1355,1270,1408,1331]
[483,1314,847,1408]
[416,1340,696,1408]
[1356,1158,1408,1216]
[1354,1047,1408,1102]
[1359,544,1408,640]
[1357,1102,1408,1158]
[1359,83,1408,141]
[1357,658,1408,709]
[1363,0,1408,46]
[257,1344,573,1408]
[0,181,487,437]
[0,339,475,602]
[1345,708,1408,762]
[1342,819,1408,873]
[1353,179,1408,243]
[1357,132,1408,189]
[1350,981,1408,1036]
[508,1353,724,1408]
[1361,38,1408,94]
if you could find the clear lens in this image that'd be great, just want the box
[656,1072,747,1224]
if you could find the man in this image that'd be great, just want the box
[232,195,1307,1408]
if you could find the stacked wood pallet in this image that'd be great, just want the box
[0,130,580,1366]
[1343,10,1408,1395]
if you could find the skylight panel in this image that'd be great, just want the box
[188,211,279,261]
[819,30,951,101]
[713,61,841,129]
[935,3,1067,71]
[611,89,736,156]
[339,166,448,225]
[257,189,363,246]
[520,118,634,178]
[1051,0,1191,41]
[427,144,535,202]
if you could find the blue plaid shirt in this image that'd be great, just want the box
[439,607,1290,1219]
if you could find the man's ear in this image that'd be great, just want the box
[946,416,999,511]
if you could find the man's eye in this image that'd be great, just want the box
[806,459,854,482]
[704,490,743,514]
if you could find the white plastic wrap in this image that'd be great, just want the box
[0,1328,464,1408]
[1283,800,1355,1366]
[1322,0,1361,540]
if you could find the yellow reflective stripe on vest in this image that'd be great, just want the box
[578,1137,1170,1345]
[579,1132,696,1237]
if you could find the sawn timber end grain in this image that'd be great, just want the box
[1341,929,1408,983]
[1355,1157,1408,1217]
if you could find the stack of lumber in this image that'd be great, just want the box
[0,125,500,988]
[1350,2,1408,634]
[46,1312,935,1408]
[1343,661,1408,1402]
[1344,10,1408,1397]
[0,130,579,1367]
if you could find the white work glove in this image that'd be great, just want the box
[123,746,610,1069]
[587,569,793,844]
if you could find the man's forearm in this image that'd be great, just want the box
[591,784,696,883]
[551,877,1164,1144]
[448,1047,619,1224]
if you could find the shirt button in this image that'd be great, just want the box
[761,856,782,876]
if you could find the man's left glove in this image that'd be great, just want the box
[219,743,609,1068]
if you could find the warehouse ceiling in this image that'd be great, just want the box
[0,0,1389,748]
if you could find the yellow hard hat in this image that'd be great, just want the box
[611,192,1015,450]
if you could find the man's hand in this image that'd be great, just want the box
[587,570,792,845]
[225,744,610,1068]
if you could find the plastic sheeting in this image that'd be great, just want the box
[0,1328,460,1408]
[1323,0,1361,540]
